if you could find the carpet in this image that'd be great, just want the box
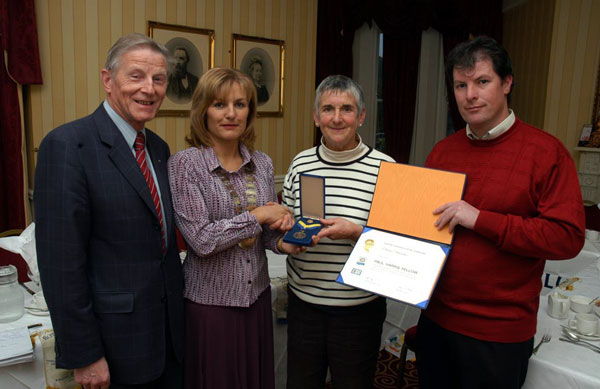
[325,350,418,388]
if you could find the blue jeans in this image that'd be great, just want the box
[286,289,386,389]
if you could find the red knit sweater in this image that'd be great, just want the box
[424,118,585,343]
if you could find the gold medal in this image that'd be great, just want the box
[294,231,307,239]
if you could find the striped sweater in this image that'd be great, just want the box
[282,138,395,306]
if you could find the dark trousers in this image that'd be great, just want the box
[416,315,533,389]
[286,290,386,389]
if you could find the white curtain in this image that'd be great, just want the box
[409,28,448,167]
[352,23,380,147]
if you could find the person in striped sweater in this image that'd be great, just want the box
[282,75,395,389]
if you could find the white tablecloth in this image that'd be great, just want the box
[0,253,291,389]
[6,244,598,389]
[0,292,52,389]
[523,240,600,389]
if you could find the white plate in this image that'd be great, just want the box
[566,324,600,341]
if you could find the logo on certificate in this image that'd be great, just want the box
[364,239,374,252]
[351,268,362,275]
[356,257,366,265]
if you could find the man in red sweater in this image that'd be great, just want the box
[416,36,585,388]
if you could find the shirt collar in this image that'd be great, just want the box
[466,109,515,140]
[103,100,146,149]
[205,143,253,172]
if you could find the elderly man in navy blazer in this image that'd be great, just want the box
[34,33,184,388]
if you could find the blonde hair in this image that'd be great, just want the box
[187,67,257,151]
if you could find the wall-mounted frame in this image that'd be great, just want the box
[148,21,214,116]
[578,124,594,147]
[232,33,284,117]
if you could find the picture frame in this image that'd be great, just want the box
[148,21,214,116]
[578,124,594,147]
[232,33,284,117]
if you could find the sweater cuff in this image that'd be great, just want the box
[473,210,507,243]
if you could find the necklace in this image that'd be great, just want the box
[217,163,258,249]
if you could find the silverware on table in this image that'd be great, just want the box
[21,283,36,295]
[561,326,600,349]
[559,337,600,353]
[533,333,551,354]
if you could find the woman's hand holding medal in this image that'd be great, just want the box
[278,235,320,255]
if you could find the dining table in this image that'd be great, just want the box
[0,288,52,389]
[0,252,291,389]
[523,238,600,389]
[3,241,600,389]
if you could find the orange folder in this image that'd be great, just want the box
[367,162,466,245]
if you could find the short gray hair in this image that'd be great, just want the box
[314,75,365,116]
[104,33,172,75]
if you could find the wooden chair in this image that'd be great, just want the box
[0,228,30,283]
[0,229,24,238]
[397,325,417,388]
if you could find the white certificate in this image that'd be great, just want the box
[337,227,448,308]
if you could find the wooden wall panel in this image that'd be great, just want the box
[503,0,554,130]
[28,0,317,183]
[504,0,600,160]
[544,0,600,156]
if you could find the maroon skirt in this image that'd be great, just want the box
[184,287,275,389]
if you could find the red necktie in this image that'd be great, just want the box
[134,132,166,253]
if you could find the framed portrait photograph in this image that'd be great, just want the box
[232,33,285,117]
[148,21,214,116]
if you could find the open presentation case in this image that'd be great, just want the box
[283,174,325,246]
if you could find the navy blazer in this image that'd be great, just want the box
[34,105,184,384]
